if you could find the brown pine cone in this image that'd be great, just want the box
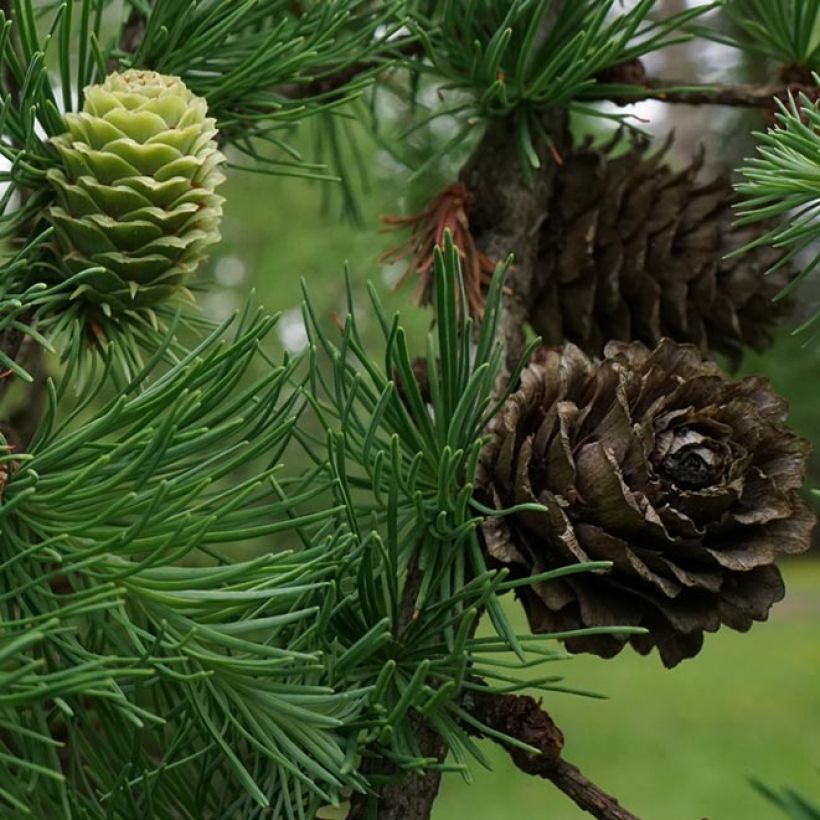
[478,339,815,667]
[531,136,792,367]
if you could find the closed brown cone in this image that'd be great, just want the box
[531,135,792,367]
[478,339,815,667]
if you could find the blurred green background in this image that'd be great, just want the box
[204,127,819,819]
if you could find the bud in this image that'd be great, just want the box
[46,70,226,312]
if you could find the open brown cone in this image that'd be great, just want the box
[478,339,815,667]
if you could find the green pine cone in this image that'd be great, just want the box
[46,70,226,312]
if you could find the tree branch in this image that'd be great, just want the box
[120,3,147,56]
[1,342,46,450]
[548,760,640,820]
[279,41,423,101]
[106,0,152,72]
[602,77,818,107]
[463,691,640,820]
[459,111,570,384]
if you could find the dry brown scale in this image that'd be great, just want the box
[478,339,815,668]
[381,182,495,320]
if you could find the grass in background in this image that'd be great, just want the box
[435,561,820,820]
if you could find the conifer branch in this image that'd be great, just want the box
[600,77,818,107]
[345,6,581,815]
[463,691,640,820]
[350,17,572,820]
[0,0,814,816]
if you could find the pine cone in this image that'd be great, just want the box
[46,70,226,313]
[478,339,815,667]
[531,136,791,366]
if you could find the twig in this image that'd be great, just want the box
[107,0,153,73]
[603,77,817,107]
[463,691,640,820]
[0,326,25,404]
[4,342,46,449]
[278,40,423,101]
[549,760,641,820]
[119,3,149,59]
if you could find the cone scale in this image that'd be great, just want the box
[46,70,226,313]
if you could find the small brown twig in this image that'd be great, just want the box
[106,0,153,73]
[603,77,817,107]
[0,325,26,404]
[4,341,47,449]
[121,2,149,59]
[463,690,640,820]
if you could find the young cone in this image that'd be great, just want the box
[478,340,815,668]
[46,70,226,313]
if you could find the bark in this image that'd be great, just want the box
[348,558,449,820]
[459,111,570,383]
[347,715,448,820]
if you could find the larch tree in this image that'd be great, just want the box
[0,2,817,819]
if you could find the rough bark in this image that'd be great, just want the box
[459,111,570,383]
[348,555,449,820]
[347,715,447,820]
